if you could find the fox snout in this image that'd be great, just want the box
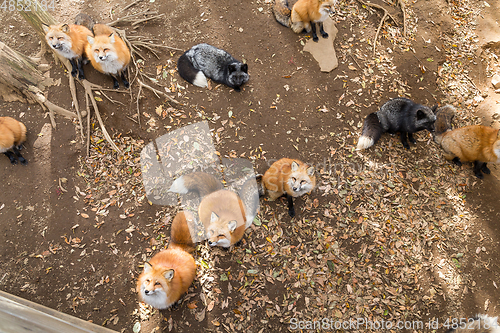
[98,54,107,61]
[51,42,62,49]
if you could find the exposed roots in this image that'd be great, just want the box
[356,0,406,56]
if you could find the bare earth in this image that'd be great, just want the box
[1,0,500,332]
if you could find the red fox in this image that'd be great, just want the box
[273,0,335,41]
[85,24,131,89]
[42,16,93,80]
[136,211,196,309]
[260,158,316,217]
[434,105,500,179]
[0,117,27,165]
[168,172,258,248]
[198,189,247,248]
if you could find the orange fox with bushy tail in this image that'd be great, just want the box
[43,15,93,80]
[259,158,315,217]
[434,105,500,179]
[136,211,196,309]
[85,24,131,89]
[0,117,27,165]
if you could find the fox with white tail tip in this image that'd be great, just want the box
[177,43,249,91]
[356,97,436,151]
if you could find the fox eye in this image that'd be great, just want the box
[291,177,296,182]
[154,281,161,286]
[103,48,109,52]
[301,180,306,184]
[58,37,63,40]
[218,234,224,238]
[145,279,150,283]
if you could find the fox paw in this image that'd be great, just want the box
[321,32,329,38]
[288,208,295,218]
[19,158,28,166]
[481,165,491,174]
[452,157,462,167]
[474,171,484,179]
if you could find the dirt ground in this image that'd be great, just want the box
[1,0,500,332]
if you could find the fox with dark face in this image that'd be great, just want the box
[356,97,437,150]
[177,43,249,91]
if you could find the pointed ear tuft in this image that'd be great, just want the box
[291,161,299,172]
[210,212,219,223]
[143,262,153,273]
[61,24,70,33]
[241,63,248,73]
[228,220,237,233]
[307,166,315,176]
[42,24,50,34]
[87,35,95,45]
[163,269,174,281]
[109,33,115,43]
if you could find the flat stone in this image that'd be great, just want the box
[303,18,338,72]
[491,74,500,89]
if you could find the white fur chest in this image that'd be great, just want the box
[53,44,78,60]
[494,147,500,163]
[314,9,331,23]
[95,56,124,75]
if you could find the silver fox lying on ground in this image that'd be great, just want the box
[356,97,436,150]
[177,43,249,91]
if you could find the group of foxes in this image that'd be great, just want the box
[43,13,131,89]
[136,158,317,309]
[0,2,499,330]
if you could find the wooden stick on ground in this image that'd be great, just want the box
[356,0,401,57]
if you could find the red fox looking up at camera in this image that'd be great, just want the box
[259,158,316,218]
[136,211,196,310]
[42,13,94,80]
[168,172,259,248]
[85,24,131,89]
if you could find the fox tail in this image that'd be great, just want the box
[356,113,384,150]
[177,53,208,88]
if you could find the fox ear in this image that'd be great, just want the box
[163,269,174,281]
[431,104,439,114]
[291,161,299,172]
[87,35,95,45]
[228,63,237,73]
[42,24,49,34]
[241,63,248,73]
[228,220,237,233]
[61,24,70,33]
[143,261,153,273]
[210,212,219,223]
[306,166,315,176]
[416,109,427,120]
[108,33,115,43]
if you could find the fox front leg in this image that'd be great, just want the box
[286,193,295,217]
[76,58,85,80]
[69,58,79,78]
[407,132,417,144]
[120,71,130,89]
[12,146,27,165]
[400,132,410,149]
[111,75,120,89]
[4,151,17,164]
[318,22,328,38]
[310,22,319,42]
[473,161,488,179]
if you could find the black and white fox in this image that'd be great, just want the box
[445,314,500,333]
[177,43,249,91]
[356,97,437,150]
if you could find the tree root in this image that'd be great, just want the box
[356,0,406,56]
[81,80,122,155]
